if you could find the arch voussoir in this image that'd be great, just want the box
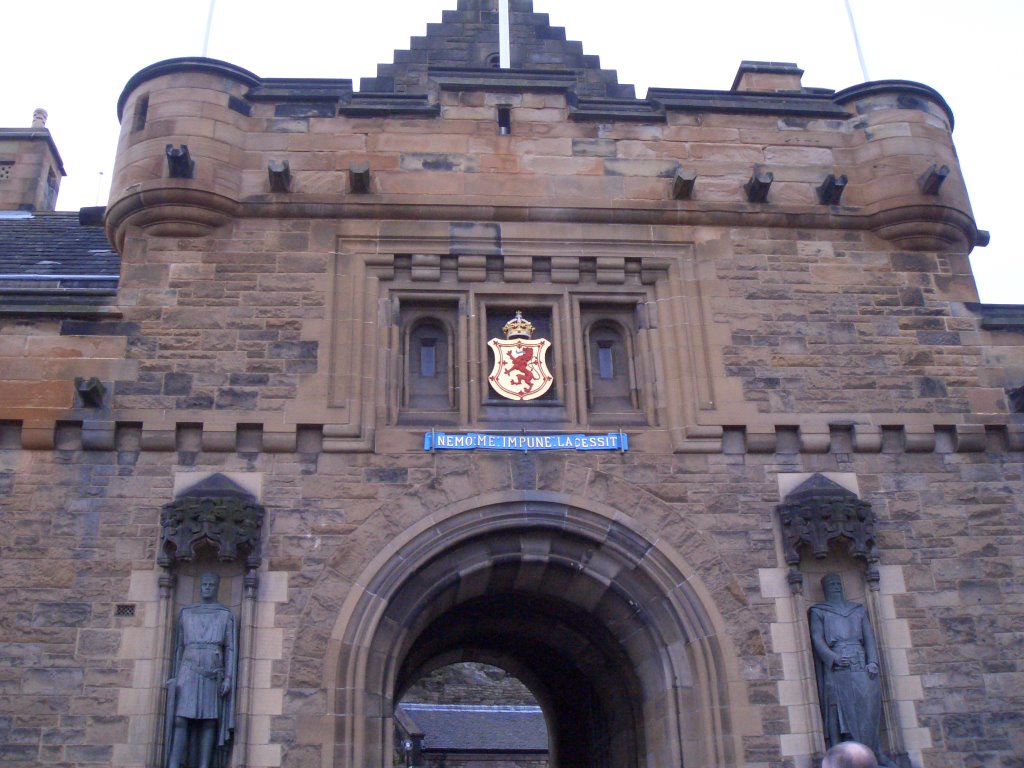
[303,484,751,768]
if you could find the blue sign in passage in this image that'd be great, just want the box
[424,431,628,452]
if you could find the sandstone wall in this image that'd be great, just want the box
[0,54,1021,768]
[0,440,1021,766]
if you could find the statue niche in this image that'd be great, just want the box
[165,572,236,768]
[158,474,265,768]
[776,474,897,766]
[809,573,894,767]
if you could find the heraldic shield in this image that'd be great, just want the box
[488,311,554,401]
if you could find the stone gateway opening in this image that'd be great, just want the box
[398,592,639,768]
[397,662,549,766]
[330,500,742,768]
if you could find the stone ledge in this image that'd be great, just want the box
[430,67,577,92]
[648,87,846,120]
[102,194,978,255]
[971,303,1024,331]
[1,420,1021,455]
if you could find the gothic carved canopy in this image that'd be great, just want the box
[159,474,264,570]
[776,474,879,592]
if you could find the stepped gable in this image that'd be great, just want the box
[360,0,635,99]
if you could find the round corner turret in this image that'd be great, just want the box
[106,58,259,249]
[834,80,978,251]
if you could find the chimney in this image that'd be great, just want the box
[731,61,805,93]
[0,109,65,212]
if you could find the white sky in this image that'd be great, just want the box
[2,0,1019,303]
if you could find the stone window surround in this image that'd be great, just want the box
[385,287,654,427]
[581,310,644,419]
[341,222,708,440]
[400,307,459,416]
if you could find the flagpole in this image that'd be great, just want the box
[843,0,870,82]
[202,0,217,57]
[498,0,511,68]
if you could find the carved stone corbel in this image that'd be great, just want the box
[158,474,265,592]
[776,474,880,593]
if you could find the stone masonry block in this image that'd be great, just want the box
[603,159,681,177]
[126,570,159,602]
[877,565,906,595]
[255,602,277,629]
[758,568,790,599]
[246,742,283,767]
[777,679,805,707]
[258,571,289,604]
[254,627,284,660]
[902,726,933,750]
[249,688,284,716]
[119,628,156,660]
[112,742,148,766]
[770,622,799,654]
[780,732,816,756]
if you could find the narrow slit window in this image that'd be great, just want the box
[403,317,454,413]
[597,341,615,379]
[44,169,58,209]
[132,94,149,133]
[498,107,511,136]
[419,338,437,378]
[586,318,641,417]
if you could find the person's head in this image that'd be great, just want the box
[198,572,220,602]
[822,740,879,768]
[821,572,845,601]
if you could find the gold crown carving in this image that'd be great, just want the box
[503,311,535,339]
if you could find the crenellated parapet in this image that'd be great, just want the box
[105,56,981,255]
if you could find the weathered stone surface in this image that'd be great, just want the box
[0,4,1019,768]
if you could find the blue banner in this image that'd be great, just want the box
[424,431,628,452]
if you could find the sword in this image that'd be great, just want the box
[163,678,176,768]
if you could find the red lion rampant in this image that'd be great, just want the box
[504,347,536,389]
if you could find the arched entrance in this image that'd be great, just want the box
[330,497,741,768]
[398,662,549,765]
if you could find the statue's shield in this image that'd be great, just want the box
[487,337,553,400]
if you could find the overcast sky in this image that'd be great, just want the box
[3,1,1018,302]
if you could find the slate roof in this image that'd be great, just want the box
[399,703,548,754]
[0,209,119,314]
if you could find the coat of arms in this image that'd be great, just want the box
[487,311,554,401]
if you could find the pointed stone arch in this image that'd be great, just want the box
[312,487,752,768]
